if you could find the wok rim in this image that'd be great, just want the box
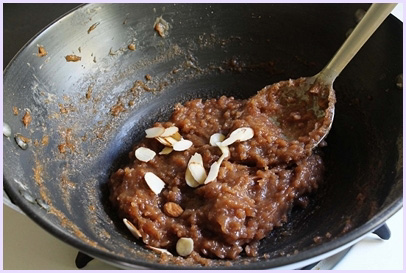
[3,3,403,269]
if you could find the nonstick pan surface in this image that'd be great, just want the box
[3,3,403,269]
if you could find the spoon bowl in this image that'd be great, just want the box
[265,3,397,150]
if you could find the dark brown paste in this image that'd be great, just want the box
[109,78,330,260]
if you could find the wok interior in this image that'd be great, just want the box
[3,3,402,269]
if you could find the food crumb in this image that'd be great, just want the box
[37,46,47,57]
[65,55,81,62]
[18,134,31,144]
[58,143,67,153]
[128,43,136,51]
[22,111,32,127]
[110,102,125,116]
[123,13,129,25]
[33,160,44,185]
[109,48,117,56]
[313,236,323,244]
[87,22,100,34]
[263,253,271,259]
[342,218,353,233]
[86,85,93,99]
[154,16,169,37]
[131,80,154,92]
[145,74,152,81]
[42,135,50,146]
[58,128,75,154]
[12,106,19,115]
[318,139,328,147]
[59,104,67,113]
[356,192,365,203]
[59,103,76,114]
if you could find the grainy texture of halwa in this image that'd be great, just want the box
[109,79,326,259]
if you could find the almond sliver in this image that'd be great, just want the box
[204,159,224,184]
[220,131,242,146]
[164,136,178,145]
[159,147,173,155]
[220,127,254,146]
[188,153,207,184]
[204,146,228,184]
[160,126,179,137]
[156,136,172,146]
[144,172,165,194]
[135,147,156,162]
[146,245,173,256]
[216,142,230,158]
[237,127,254,141]
[185,168,200,188]
[189,163,207,184]
[210,133,225,146]
[188,152,204,165]
[145,127,165,138]
[173,139,193,151]
[171,131,182,141]
[123,218,142,239]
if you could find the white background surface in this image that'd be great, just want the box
[2,3,404,271]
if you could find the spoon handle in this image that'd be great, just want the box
[317,3,397,85]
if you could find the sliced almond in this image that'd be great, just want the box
[216,142,230,158]
[204,144,228,184]
[171,131,182,141]
[173,139,193,151]
[176,237,194,257]
[185,168,200,188]
[159,147,173,155]
[237,127,255,141]
[144,172,165,195]
[204,161,221,184]
[135,147,156,162]
[210,133,225,146]
[146,245,173,256]
[189,163,207,184]
[220,127,254,146]
[188,152,204,165]
[160,126,179,137]
[188,153,207,184]
[156,136,172,146]
[123,218,142,239]
[219,131,241,146]
[164,136,178,146]
[145,127,165,138]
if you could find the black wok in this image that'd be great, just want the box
[3,3,403,269]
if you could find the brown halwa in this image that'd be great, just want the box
[109,78,327,259]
